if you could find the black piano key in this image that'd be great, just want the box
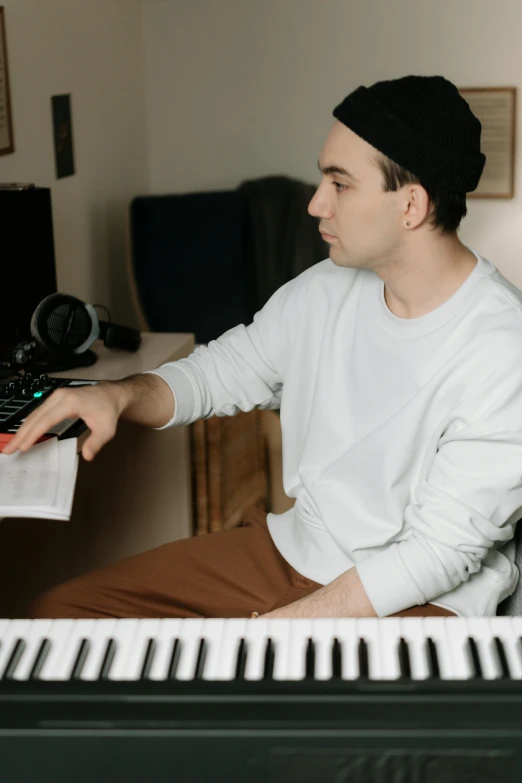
[358,638,370,678]
[140,638,156,680]
[234,638,247,679]
[305,638,315,678]
[194,638,207,679]
[493,636,511,679]
[398,637,411,679]
[467,637,483,679]
[30,638,51,680]
[331,637,342,679]
[99,639,117,680]
[426,637,440,679]
[71,638,90,680]
[263,638,274,679]
[2,639,26,680]
[168,638,182,678]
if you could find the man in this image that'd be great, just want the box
[4,74,522,621]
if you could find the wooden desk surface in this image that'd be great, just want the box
[50,332,194,382]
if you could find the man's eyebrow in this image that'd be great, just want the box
[317,159,359,182]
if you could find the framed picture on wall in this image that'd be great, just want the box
[0,6,14,155]
[458,87,516,199]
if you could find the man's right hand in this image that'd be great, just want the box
[0,381,126,461]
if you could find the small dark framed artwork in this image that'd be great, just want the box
[51,93,76,179]
[0,7,14,155]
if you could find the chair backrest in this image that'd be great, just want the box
[129,190,252,345]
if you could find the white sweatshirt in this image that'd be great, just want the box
[146,248,522,618]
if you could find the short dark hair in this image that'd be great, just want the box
[373,151,467,236]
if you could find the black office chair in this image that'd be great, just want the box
[127,189,252,345]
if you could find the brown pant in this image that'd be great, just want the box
[27,506,456,619]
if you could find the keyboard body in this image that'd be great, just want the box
[1,617,522,781]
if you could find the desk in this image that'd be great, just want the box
[0,332,195,618]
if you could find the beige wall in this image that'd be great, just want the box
[142,0,522,286]
[0,0,148,329]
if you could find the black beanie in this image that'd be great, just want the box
[332,75,486,194]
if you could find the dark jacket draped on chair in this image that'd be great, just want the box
[238,175,330,319]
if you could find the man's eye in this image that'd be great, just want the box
[333,182,346,192]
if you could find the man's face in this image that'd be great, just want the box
[308,121,405,272]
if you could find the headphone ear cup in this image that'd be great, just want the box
[30,293,77,347]
[30,293,100,354]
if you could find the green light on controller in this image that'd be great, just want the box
[33,391,43,398]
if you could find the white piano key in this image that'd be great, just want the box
[311,619,336,680]
[441,617,475,680]
[147,619,182,681]
[0,620,30,677]
[334,619,359,680]
[215,619,247,680]
[117,619,161,681]
[510,616,522,640]
[10,619,52,681]
[491,616,522,679]
[39,620,96,681]
[175,619,205,680]
[421,617,453,679]
[509,616,522,679]
[267,619,292,681]
[466,618,502,680]
[357,618,381,679]
[243,618,271,680]
[198,619,226,681]
[286,619,313,680]
[0,620,8,673]
[397,618,431,681]
[376,618,403,680]
[106,619,142,681]
[78,619,117,681]
[34,620,76,680]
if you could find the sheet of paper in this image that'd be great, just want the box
[0,438,59,508]
[51,438,79,519]
[0,438,78,519]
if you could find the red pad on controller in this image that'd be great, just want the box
[0,432,53,445]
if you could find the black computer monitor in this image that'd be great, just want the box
[0,186,58,352]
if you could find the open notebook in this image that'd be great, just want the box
[0,437,79,520]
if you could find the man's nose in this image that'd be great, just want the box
[308,186,332,218]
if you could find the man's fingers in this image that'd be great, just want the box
[3,409,61,452]
[81,441,97,461]
[0,386,118,460]
[81,433,109,462]
[1,390,72,453]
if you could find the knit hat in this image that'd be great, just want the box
[332,75,486,193]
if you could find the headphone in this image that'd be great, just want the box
[1,293,141,373]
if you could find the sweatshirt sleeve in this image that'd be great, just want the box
[142,264,316,428]
[356,362,522,617]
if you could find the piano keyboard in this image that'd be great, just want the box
[1,615,522,683]
[3,617,522,783]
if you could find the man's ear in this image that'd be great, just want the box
[404,184,431,228]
